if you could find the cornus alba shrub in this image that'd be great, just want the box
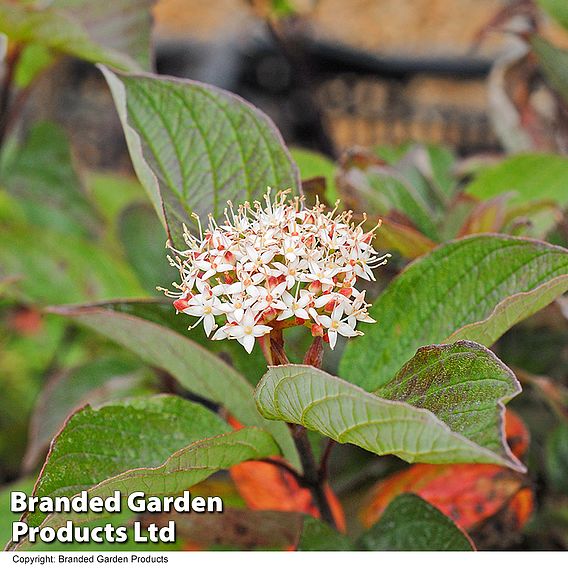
[163,191,390,352]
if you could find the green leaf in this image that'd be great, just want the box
[423,143,457,199]
[356,494,474,551]
[538,0,568,31]
[55,298,268,385]
[117,203,176,293]
[0,223,145,304]
[0,478,35,549]
[363,169,439,240]
[255,342,524,470]
[0,122,98,237]
[87,172,146,223]
[14,426,278,548]
[0,0,155,71]
[290,147,338,202]
[24,395,230,529]
[297,517,352,551]
[49,304,299,469]
[340,235,568,390]
[14,43,54,88]
[465,152,568,208]
[22,358,152,472]
[101,67,301,248]
[546,423,568,494]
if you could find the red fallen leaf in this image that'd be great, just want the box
[360,410,533,533]
[227,414,345,532]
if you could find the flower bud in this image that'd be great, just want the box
[173,298,190,312]
[262,307,278,323]
[311,323,324,337]
[308,280,322,294]
[324,300,337,312]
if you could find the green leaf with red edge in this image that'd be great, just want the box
[255,342,525,470]
[18,396,231,531]
[9,396,279,550]
[457,194,511,237]
[357,494,474,551]
[340,235,568,391]
[102,67,301,249]
[375,218,437,259]
[48,303,299,469]
[27,427,278,541]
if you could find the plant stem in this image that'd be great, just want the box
[318,438,336,481]
[290,423,338,530]
[259,330,338,529]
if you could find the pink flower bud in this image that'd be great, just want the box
[308,280,322,294]
[173,298,190,312]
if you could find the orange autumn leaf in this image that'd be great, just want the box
[227,414,346,532]
[230,459,346,532]
[360,410,533,532]
[507,487,534,530]
[503,409,530,459]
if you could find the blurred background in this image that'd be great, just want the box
[25,0,568,166]
[1,0,568,551]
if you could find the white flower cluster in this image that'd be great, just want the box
[163,191,390,353]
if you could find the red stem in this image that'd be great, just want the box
[258,330,338,530]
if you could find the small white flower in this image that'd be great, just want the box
[194,254,234,281]
[271,260,307,289]
[183,294,224,336]
[317,305,360,349]
[345,290,376,327]
[277,290,312,321]
[282,237,304,262]
[226,309,272,353]
[250,281,288,312]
